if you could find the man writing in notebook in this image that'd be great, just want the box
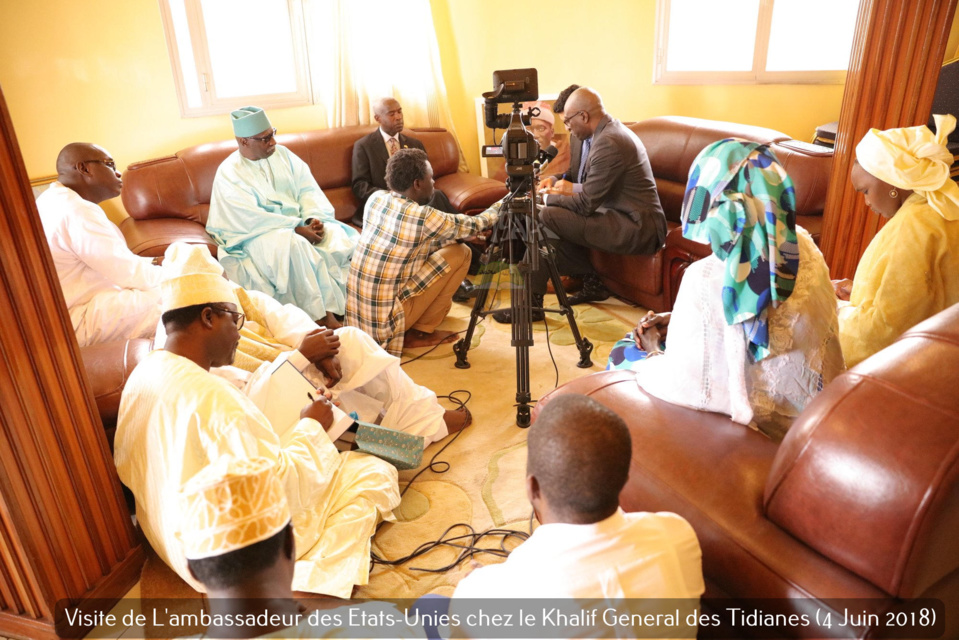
[115,242,402,598]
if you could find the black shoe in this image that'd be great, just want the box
[492,295,545,323]
[567,276,610,305]
[452,280,476,303]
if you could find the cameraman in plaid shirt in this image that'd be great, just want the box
[346,149,501,356]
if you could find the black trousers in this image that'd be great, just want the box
[529,205,664,294]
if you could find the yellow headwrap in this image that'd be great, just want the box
[179,456,290,560]
[855,113,959,221]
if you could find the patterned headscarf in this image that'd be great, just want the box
[681,138,799,362]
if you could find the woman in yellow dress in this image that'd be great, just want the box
[833,114,959,367]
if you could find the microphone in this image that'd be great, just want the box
[537,144,558,166]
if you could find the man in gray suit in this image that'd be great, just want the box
[495,88,666,322]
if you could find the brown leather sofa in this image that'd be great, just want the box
[80,338,152,451]
[533,304,959,639]
[119,126,508,257]
[590,116,833,311]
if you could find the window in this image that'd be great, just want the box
[159,0,465,167]
[159,0,312,116]
[654,0,860,84]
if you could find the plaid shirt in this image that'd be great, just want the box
[346,191,501,355]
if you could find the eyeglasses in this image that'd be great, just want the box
[562,110,587,127]
[84,159,117,170]
[246,128,277,143]
[211,306,246,330]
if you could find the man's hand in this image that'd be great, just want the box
[537,175,558,193]
[307,218,325,242]
[317,355,343,387]
[300,395,334,430]
[543,179,574,196]
[832,278,853,302]
[637,324,663,354]
[298,328,340,365]
[635,310,671,351]
[295,225,323,244]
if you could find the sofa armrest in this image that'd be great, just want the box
[120,217,218,258]
[765,304,959,599]
[435,173,508,214]
[80,339,153,431]
[661,226,712,310]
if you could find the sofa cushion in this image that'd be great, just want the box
[122,141,234,224]
[626,117,831,227]
[408,127,460,177]
[765,304,959,599]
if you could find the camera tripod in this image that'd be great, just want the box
[452,178,593,428]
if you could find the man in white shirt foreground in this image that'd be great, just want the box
[36,143,162,346]
[446,394,704,638]
[115,243,401,598]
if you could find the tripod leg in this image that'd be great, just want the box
[453,243,502,369]
[542,246,594,368]
[512,262,533,428]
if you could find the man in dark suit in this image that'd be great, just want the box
[494,87,666,322]
[350,97,456,227]
[352,97,478,301]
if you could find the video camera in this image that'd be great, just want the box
[455,68,595,427]
[481,68,556,184]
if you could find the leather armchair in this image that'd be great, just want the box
[119,126,507,257]
[533,304,959,639]
[588,116,833,311]
[79,338,152,450]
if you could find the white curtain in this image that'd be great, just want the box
[302,0,467,170]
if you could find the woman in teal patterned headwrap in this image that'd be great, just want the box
[607,138,798,368]
[680,137,799,361]
[607,138,843,440]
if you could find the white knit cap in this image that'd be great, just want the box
[179,456,290,560]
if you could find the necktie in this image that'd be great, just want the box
[387,137,399,156]
[577,137,592,183]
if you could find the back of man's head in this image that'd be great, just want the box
[552,84,581,114]
[566,87,605,118]
[181,457,294,596]
[386,148,429,193]
[527,394,631,523]
[188,523,293,591]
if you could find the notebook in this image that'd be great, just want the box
[255,359,354,442]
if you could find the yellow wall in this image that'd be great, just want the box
[0,0,326,220]
[0,0,899,205]
[1,0,849,180]
[432,0,847,174]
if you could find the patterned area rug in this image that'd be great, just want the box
[356,271,645,598]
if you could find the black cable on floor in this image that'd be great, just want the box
[369,389,535,573]
[371,523,529,573]
[396,390,471,497]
